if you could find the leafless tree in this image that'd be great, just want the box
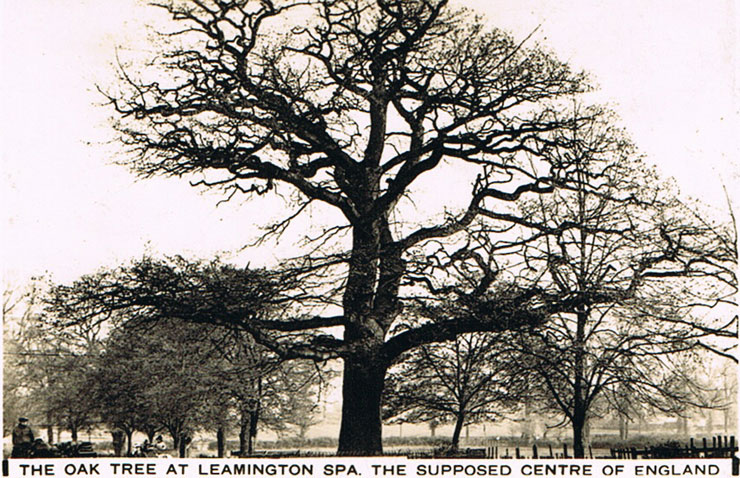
[47,0,602,454]
[470,106,738,457]
[47,0,735,455]
[383,332,524,449]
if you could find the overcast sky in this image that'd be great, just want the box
[1,0,738,286]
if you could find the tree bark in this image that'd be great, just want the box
[46,411,54,444]
[216,427,225,458]
[126,430,133,456]
[572,415,586,459]
[239,411,250,456]
[451,414,465,450]
[249,408,259,454]
[337,356,387,455]
[178,432,190,458]
[618,414,628,441]
[571,308,588,459]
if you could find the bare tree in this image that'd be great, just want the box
[51,0,734,455]
[383,332,523,449]
[49,0,603,454]
[477,106,738,457]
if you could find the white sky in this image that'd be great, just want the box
[1,0,738,286]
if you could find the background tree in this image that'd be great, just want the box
[480,106,738,457]
[383,332,524,449]
[92,319,164,454]
[5,280,102,444]
[89,308,328,456]
[3,281,41,436]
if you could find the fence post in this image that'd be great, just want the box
[532,444,538,459]
[549,444,554,458]
[562,443,569,459]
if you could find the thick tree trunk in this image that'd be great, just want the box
[336,216,400,455]
[451,414,465,450]
[216,427,225,458]
[337,357,387,455]
[70,426,78,442]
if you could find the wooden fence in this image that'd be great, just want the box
[610,435,737,459]
[484,443,589,459]
[480,435,738,460]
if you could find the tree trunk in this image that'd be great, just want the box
[571,308,588,459]
[618,414,628,441]
[337,357,387,455]
[451,414,465,450]
[178,433,189,458]
[216,427,225,458]
[249,407,259,454]
[572,415,586,459]
[239,412,250,456]
[46,411,54,444]
[126,430,133,456]
[70,426,78,442]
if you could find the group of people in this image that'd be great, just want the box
[11,417,168,458]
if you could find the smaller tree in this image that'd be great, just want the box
[6,281,102,443]
[383,332,524,449]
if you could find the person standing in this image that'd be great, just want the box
[12,417,35,458]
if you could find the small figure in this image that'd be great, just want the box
[11,417,35,458]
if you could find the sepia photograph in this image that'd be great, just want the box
[2,0,738,462]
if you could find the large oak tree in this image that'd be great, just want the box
[47,0,732,455]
